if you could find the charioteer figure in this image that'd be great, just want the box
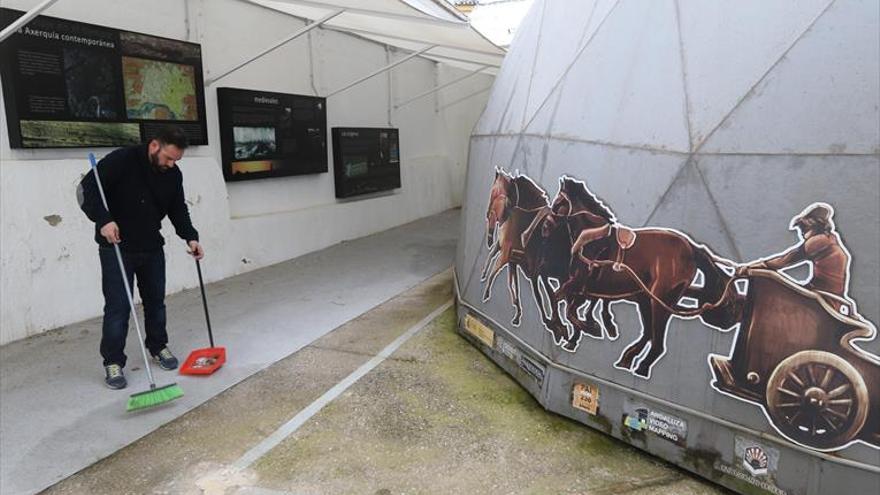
[740,202,854,313]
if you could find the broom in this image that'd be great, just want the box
[88,153,183,412]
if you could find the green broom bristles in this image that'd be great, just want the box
[126,383,184,412]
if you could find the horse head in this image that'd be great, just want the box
[561,177,614,223]
[486,167,514,247]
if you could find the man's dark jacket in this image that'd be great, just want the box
[79,144,198,251]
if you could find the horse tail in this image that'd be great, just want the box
[682,243,746,328]
[691,244,732,309]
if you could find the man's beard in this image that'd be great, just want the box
[149,151,168,172]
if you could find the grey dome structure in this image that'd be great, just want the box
[455,1,880,493]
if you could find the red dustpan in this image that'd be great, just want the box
[180,259,226,375]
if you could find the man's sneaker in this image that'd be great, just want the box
[104,364,127,389]
[152,348,179,370]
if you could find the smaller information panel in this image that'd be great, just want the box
[332,127,401,198]
[218,87,327,182]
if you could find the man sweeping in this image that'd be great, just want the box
[80,126,205,390]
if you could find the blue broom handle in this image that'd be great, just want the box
[88,153,156,388]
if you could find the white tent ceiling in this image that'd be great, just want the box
[243,0,506,72]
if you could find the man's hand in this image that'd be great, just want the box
[188,240,205,260]
[100,221,121,244]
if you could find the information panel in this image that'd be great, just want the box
[218,87,327,181]
[0,8,208,148]
[332,127,401,198]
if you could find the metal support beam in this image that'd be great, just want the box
[205,9,344,86]
[0,0,62,44]
[322,25,502,68]
[242,0,467,26]
[438,85,493,110]
[241,0,499,59]
[328,25,503,57]
[326,45,437,98]
[394,65,489,109]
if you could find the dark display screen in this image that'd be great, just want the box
[218,87,327,181]
[0,8,208,148]
[332,127,401,198]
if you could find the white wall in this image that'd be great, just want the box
[0,0,495,344]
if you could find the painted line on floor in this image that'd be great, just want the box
[233,299,454,470]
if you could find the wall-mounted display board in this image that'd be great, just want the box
[218,87,327,182]
[331,127,401,198]
[0,8,208,148]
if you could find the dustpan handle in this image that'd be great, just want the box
[195,259,214,347]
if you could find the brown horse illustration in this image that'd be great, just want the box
[541,181,620,343]
[482,168,573,343]
[546,176,734,377]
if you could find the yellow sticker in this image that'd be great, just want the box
[464,314,494,348]
[572,382,599,415]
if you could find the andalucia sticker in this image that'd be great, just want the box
[622,399,687,446]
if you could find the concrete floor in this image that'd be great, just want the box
[1,208,727,495]
[0,209,460,495]
[39,270,726,495]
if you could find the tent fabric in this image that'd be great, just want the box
[244,0,505,72]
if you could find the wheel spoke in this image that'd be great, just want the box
[823,408,850,421]
[819,412,840,431]
[827,384,852,399]
[778,402,801,409]
[828,399,853,406]
[807,364,819,386]
[810,415,817,436]
[778,387,802,399]
[819,367,834,390]
[787,371,806,389]
[788,410,803,426]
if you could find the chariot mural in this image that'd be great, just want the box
[480,168,880,452]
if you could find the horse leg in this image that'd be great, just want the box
[563,292,601,351]
[633,279,688,377]
[553,272,579,327]
[598,300,618,340]
[481,241,500,282]
[634,302,673,378]
[482,255,507,302]
[562,266,602,346]
[572,291,602,337]
[614,298,653,371]
[562,292,587,351]
[508,264,522,326]
[530,276,550,323]
[542,276,571,346]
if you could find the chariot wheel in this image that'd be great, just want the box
[766,350,868,449]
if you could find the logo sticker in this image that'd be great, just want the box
[495,335,519,361]
[622,400,688,446]
[713,436,786,495]
[735,436,778,478]
[518,353,545,385]
[743,445,769,476]
[494,335,545,385]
